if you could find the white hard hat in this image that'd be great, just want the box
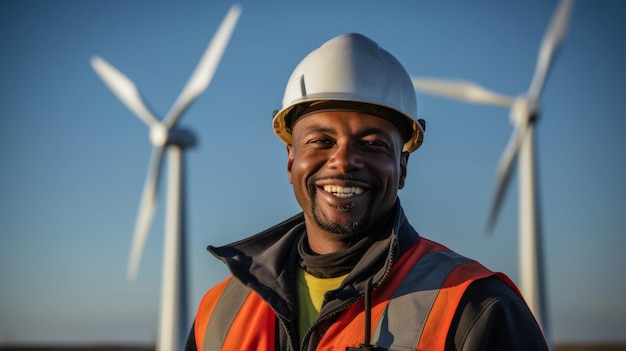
[272,33,424,152]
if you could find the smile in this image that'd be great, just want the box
[322,185,364,198]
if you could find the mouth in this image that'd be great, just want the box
[310,178,373,232]
[322,185,364,198]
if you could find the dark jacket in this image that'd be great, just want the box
[186,202,547,350]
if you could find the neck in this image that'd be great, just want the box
[305,209,395,255]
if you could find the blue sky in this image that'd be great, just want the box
[1,0,625,345]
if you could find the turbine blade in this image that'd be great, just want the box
[485,124,529,234]
[127,145,165,280]
[164,4,242,127]
[91,56,160,127]
[527,0,574,100]
[411,77,516,108]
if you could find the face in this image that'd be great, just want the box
[287,111,409,252]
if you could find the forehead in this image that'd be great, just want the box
[291,110,403,137]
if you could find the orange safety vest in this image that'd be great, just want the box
[194,237,520,351]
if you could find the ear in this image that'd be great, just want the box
[398,151,409,189]
[287,144,294,184]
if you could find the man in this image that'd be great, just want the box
[185,33,548,351]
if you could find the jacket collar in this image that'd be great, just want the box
[208,199,420,321]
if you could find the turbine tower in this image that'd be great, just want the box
[90,5,241,351]
[411,0,573,344]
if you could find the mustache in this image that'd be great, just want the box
[312,174,365,183]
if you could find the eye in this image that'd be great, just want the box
[306,137,335,148]
[362,139,390,151]
[309,138,333,144]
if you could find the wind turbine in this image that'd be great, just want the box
[411,0,573,343]
[90,5,241,351]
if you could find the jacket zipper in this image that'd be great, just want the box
[301,241,397,350]
[277,315,299,351]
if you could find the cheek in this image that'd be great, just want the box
[287,151,305,188]
[290,149,323,178]
[289,152,327,199]
[289,155,309,184]
[375,159,405,191]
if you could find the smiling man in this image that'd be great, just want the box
[185,33,548,351]
[287,109,408,254]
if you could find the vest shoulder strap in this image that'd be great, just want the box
[196,277,277,351]
[316,237,497,351]
[195,277,251,351]
[417,259,494,350]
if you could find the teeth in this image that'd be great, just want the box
[323,185,364,198]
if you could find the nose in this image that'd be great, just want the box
[327,142,363,172]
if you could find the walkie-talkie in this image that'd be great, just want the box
[346,279,387,351]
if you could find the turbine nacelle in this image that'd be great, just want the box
[150,124,197,148]
[510,96,540,128]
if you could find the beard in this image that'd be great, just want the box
[313,207,360,236]
[307,177,372,237]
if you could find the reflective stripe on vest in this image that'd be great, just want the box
[314,237,495,350]
[196,277,276,351]
[195,237,499,351]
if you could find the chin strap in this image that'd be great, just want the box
[346,278,387,351]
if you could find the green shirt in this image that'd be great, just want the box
[295,265,348,344]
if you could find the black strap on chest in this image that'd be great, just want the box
[346,279,388,351]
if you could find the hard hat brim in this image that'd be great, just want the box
[273,99,424,153]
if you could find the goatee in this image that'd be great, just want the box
[308,178,364,237]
